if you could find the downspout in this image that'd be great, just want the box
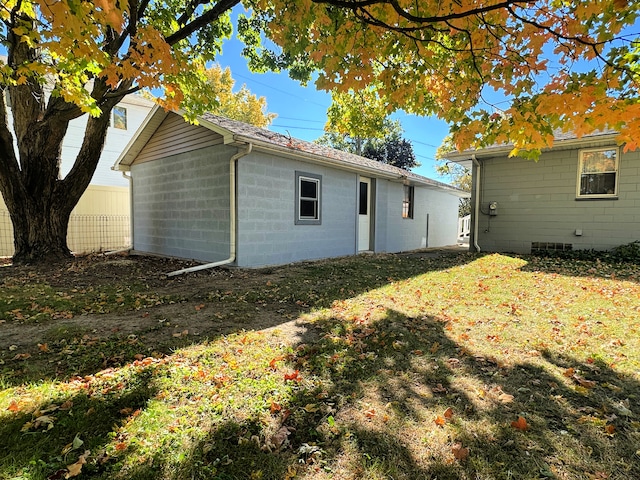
[471,154,481,252]
[166,143,253,277]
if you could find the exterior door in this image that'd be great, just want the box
[358,177,371,251]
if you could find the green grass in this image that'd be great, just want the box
[1,252,639,479]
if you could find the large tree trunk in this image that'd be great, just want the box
[5,112,113,264]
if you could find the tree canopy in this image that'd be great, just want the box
[245,0,640,157]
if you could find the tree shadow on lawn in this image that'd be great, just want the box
[513,253,640,284]
[181,309,638,480]
[0,251,477,388]
[2,308,639,479]
[0,367,157,480]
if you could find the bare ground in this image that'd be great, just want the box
[0,253,322,357]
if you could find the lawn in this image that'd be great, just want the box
[0,251,639,480]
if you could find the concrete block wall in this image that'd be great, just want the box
[236,152,358,267]
[381,181,460,253]
[477,147,640,253]
[131,145,236,261]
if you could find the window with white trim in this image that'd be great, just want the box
[295,172,321,225]
[577,147,619,198]
[402,185,414,219]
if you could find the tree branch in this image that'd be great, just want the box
[313,0,533,26]
[164,0,241,45]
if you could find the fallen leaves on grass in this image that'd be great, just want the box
[511,416,529,431]
[65,450,90,478]
[452,443,470,461]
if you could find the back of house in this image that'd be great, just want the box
[445,131,640,254]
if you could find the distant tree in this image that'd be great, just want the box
[324,87,390,155]
[437,137,472,216]
[204,65,275,127]
[317,118,419,171]
[362,132,418,170]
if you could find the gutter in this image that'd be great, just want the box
[471,154,481,252]
[166,143,253,277]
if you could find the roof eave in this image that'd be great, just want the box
[443,132,621,165]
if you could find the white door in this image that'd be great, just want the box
[358,177,371,251]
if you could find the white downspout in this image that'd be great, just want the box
[166,143,253,277]
[471,154,481,252]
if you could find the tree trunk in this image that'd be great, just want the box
[8,193,73,264]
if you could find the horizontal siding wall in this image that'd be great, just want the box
[131,145,236,262]
[134,112,224,165]
[477,148,640,253]
[236,152,358,267]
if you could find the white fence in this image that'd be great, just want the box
[458,215,471,244]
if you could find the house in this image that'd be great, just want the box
[0,88,154,256]
[113,106,467,268]
[443,130,640,254]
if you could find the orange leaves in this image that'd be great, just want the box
[284,370,302,382]
[7,400,21,413]
[435,407,454,427]
[511,416,529,431]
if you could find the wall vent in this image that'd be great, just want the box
[531,242,573,252]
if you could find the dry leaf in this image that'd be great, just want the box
[7,400,20,413]
[563,367,575,377]
[270,426,292,449]
[575,376,596,389]
[498,393,514,403]
[434,415,446,427]
[511,416,529,431]
[452,443,469,460]
[65,450,90,479]
[364,408,376,419]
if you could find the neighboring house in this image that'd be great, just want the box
[114,106,466,268]
[443,130,640,254]
[0,90,154,256]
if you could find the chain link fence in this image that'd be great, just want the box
[0,210,131,257]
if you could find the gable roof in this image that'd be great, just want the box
[443,129,619,167]
[115,105,467,197]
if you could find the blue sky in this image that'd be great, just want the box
[215,17,452,181]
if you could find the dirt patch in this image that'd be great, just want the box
[0,253,321,357]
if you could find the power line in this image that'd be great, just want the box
[271,124,326,132]
[232,72,330,109]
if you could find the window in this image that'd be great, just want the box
[295,172,321,225]
[359,181,368,215]
[402,185,414,219]
[577,148,618,198]
[112,106,127,130]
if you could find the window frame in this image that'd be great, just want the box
[402,185,414,219]
[295,171,322,225]
[576,147,619,199]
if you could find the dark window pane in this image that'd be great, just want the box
[301,179,317,199]
[359,182,368,215]
[300,199,317,219]
[580,172,616,195]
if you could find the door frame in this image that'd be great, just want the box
[357,176,374,252]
